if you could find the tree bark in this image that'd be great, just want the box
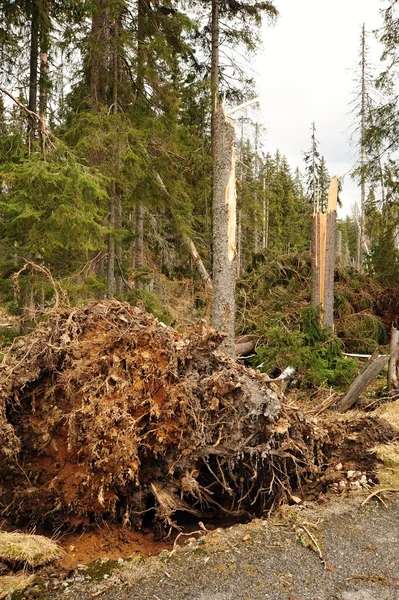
[388,325,399,391]
[212,105,236,357]
[112,13,123,296]
[322,177,338,331]
[107,181,116,298]
[135,0,146,109]
[337,354,390,412]
[311,212,321,314]
[28,0,39,146]
[38,0,49,154]
[90,0,109,109]
[134,203,144,289]
[358,23,366,272]
[211,0,219,138]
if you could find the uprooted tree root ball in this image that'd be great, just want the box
[0,301,396,536]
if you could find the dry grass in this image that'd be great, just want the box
[0,574,35,599]
[0,532,62,568]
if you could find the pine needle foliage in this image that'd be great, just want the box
[237,252,386,388]
[0,147,108,262]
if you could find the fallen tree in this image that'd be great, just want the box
[0,301,396,535]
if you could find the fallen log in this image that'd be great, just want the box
[235,334,258,356]
[337,353,390,412]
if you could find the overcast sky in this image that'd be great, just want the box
[251,0,385,217]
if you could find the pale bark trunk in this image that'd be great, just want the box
[358,24,366,272]
[211,0,219,138]
[338,354,390,412]
[311,213,321,314]
[388,325,399,391]
[322,179,338,331]
[323,209,336,330]
[212,106,236,357]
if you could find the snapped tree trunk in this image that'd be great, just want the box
[311,177,338,330]
[212,105,236,357]
[322,177,338,331]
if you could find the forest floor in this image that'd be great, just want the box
[12,494,399,600]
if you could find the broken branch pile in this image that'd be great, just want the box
[0,302,396,534]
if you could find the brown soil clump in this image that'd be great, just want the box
[58,524,171,569]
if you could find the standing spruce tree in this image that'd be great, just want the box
[303,121,321,212]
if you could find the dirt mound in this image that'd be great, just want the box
[0,301,396,537]
[0,301,282,531]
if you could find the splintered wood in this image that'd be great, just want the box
[311,176,338,330]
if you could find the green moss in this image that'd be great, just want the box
[84,558,121,581]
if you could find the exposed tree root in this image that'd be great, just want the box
[0,301,397,536]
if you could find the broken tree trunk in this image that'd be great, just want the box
[212,103,236,357]
[388,324,399,391]
[311,176,338,330]
[337,353,390,412]
[323,177,338,331]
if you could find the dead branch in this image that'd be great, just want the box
[361,488,399,506]
[11,260,68,317]
[0,86,55,154]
